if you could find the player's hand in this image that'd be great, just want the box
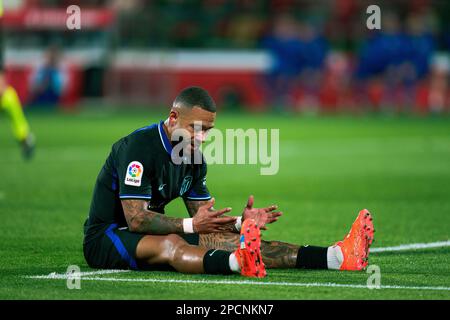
[242,195,282,230]
[192,198,236,233]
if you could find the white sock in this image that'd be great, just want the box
[229,253,240,273]
[327,245,344,270]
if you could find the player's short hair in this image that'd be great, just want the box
[173,86,216,112]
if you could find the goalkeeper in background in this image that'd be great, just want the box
[0,2,35,159]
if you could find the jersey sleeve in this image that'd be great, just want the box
[183,162,212,201]
[115,138,152,201]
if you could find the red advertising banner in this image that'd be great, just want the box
[2,8,115,29]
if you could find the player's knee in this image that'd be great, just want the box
[161,234,188,263]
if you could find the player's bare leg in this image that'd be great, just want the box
[136,234,208,273]
[199,209,375,271]
[200,233,299,268]
[136,219,266,277]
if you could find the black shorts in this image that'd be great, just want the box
[83,223,200,271]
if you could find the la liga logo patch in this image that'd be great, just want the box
[125,161,144,186]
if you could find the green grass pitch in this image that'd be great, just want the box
[0,110,449,299]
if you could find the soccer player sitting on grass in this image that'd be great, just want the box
[0,67,35,160]
[83,86,374,277]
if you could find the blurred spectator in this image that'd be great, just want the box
[261,14,328,111]
[356,12,405,81]
[261,14,303,110]
[29,46,66,108]
[355,11,436,112]
[227,13,264,48]
[405,13,435,80]
[427,55,449,113]
[297,21,328,110]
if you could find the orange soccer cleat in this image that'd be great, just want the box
[234,219,267,278]
[335,209,375,271]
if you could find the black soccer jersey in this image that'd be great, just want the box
[84,120,211,238]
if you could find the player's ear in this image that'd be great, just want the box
[168,110,179,127]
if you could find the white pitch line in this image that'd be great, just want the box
[371,240,450,253]
[25,275,450,292]
[45,269,130,278]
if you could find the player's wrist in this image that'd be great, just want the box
[183,218,195,234]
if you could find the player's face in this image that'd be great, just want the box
[169,106,215,153]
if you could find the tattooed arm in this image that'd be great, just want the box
[122,199,184,234]
[123,198,235,234]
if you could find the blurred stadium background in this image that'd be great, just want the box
[1,0,449,114]
[1,1,450,300]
